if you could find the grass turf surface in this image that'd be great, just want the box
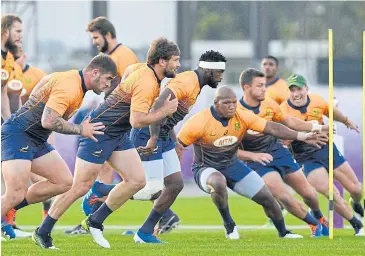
[2,195,364,255]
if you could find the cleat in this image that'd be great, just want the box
[355,227,364,237]
[134,230,166,244]
[309,224,322,238]
[64,224,89,235]
[318,217,329,236]
[32,228,59,250]
[6,209,16,226]
[13,225,32,238]
[280,231,303,239]
[1,223,16,239]
[156,214,180,234]
[224,223,239,240]
[81,217,110,248]
[82,181,103,216]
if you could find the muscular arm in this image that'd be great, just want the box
[1,86,11,121]
[333,107,348,124]
[263,121,300,140]
[8,93,21,113]
[149,88,176,140]
[237,150,256,161]
[41,106,82,135]
[280,116,314,132]
[130,88,176,129]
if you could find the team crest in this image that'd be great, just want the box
[265,108,271,116]
[313,108,319,117]
[234,122,241,131]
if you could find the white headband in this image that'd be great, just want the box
[199,61,226,70]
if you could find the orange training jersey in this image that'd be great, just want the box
[21,64,47,102]
[1,50,23,85]
[109,44,138,77]
[238,97,286,153]
[265,77,289,105]
[13,70,88,141]
[160,70,201,138]
[280,93,329,161]
[90,64,160,136]
[177,106,267,169]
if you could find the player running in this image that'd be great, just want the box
[1,54,117,243]
[33,37,180,249]
[66,16,140,235]
[281,74,364,236]
[132,50,226,242]
[237,68,329,237]
[176,86,326,241]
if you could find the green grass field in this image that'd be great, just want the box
[2,195,364,256]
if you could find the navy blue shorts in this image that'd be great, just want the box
[130,127,175,162]
[1,121,54,161]
[193,160,253,191]
[301,143,346,176]
[247,146,301,178]
[77,132,135,164]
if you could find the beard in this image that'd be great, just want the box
[99,36,109,53]
[164,69,176,78]
[5,38,19,56]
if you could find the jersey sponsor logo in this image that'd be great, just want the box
[213,136,238,147]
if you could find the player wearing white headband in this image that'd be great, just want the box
[130,50,226,243]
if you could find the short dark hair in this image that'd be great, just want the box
[86,16,116,39]
[199,50,227,63]
[239,68,265,87]
[87,54,118,76]
[1,14,22,36]
[263,55,279,66]
[147,37,180,65]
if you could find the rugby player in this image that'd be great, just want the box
[237,69,329,237]
[66,16,140,235]
[176,86,326,240]
[1,13,24,240]
[261,56,289,105]
[281,74,364,236]
[33,37,180,249]
[1,54,117,244]
[132,50,226,242]
[4,47,51,238]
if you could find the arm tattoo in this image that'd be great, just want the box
[42,106,83,135]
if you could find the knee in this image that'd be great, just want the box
[277,193,294,207]
[130,175,147,192]
[348,183,362,198]
[209,176,227,195]
[72,180,94,198]
[166,177,184,195]
[61,176,73,193]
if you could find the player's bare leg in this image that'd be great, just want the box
[284,169,328,236]
[1,160,31,239]
[134,171,183,243]
[334,162,364,219]
[24,152,73,204]
[263,172,322,237]
[30,173,53,219]
[82,149,146,248]
[307,167,363,235]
